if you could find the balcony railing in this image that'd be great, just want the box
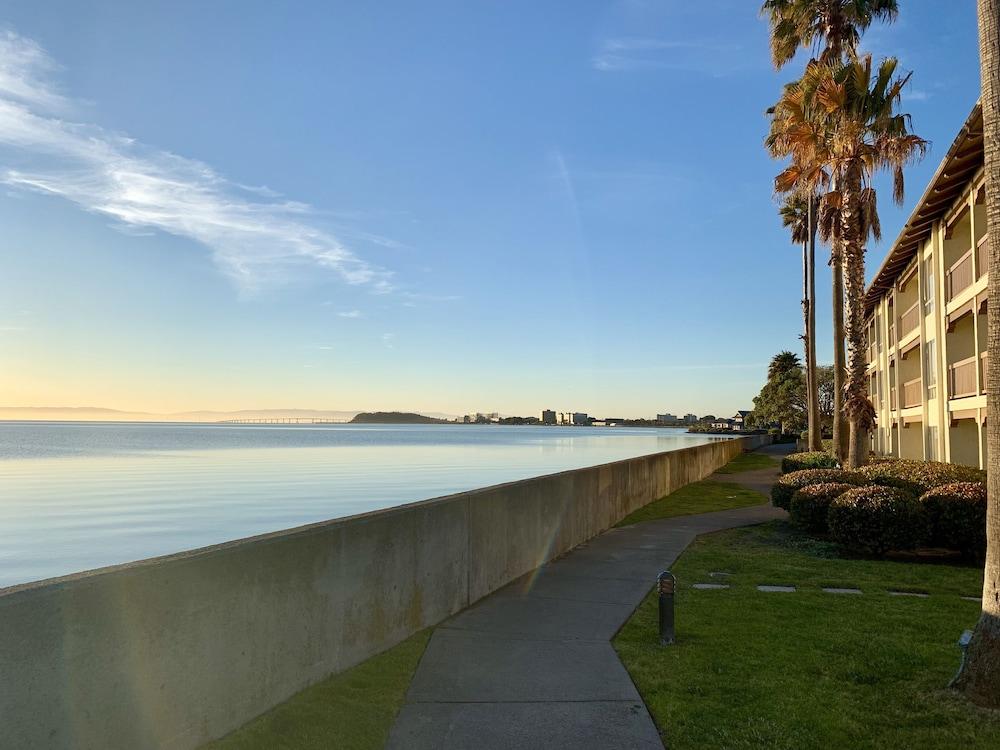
[890,387,896,410]
[888,324,895,347]
[867,342,878,363]
[947,249,974,301]
[902,378,922,408]
[977,234,989,278]
[982,351,989,395]
[949,356,978,399]
[899,301,920,337]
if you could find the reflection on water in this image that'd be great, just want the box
[0,422,728,588]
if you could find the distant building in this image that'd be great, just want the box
[540,409,557,425]
[711,418,735,430]
[464,412,500,424]
[732,410,752,431]
[683,414,698,424]
[656,413,678,423]
[558,411,588,425]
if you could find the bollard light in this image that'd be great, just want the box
[949,629,975,687]
[657,571,676,645]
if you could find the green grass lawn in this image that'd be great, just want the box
[614,522,998,750]
[712,451,779,473]
[202,629,430,750]
[617,480,767,527]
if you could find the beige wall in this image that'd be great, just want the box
[0,434,768,750]
[867,172,987,467]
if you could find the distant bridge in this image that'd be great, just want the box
[216,418,350,424]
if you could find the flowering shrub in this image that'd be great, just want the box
[789,482,856,533]
[781,451,839,473]
[828,486,928,555]
[855,460,985,495]
[771,469,863,510]
[918,482,987,559]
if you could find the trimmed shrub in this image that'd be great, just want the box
[828,486,928,555]
[782,451,839,473]
[855,459,985,496]
[919,482,987,559]
[789,482,856,533]
[771,469,862,510]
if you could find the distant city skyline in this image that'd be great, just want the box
[0,2,982,417]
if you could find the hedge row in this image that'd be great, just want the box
[827,486,929,555]
[778,468,987,558]
[781,451,839,473]
[771,469,862,510]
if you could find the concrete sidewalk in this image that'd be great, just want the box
[386,446,791,749]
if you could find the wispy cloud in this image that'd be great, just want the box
[381,332,395,348]
[337,309,363,318]
[592,37,745,74]
[0,29,393,292]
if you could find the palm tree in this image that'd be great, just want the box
[952,0,1000,708]
[781,56,926,468]
[766,75,844,460]
[780,193,822,450]
[761,0,899,463]
[761,0,898,68]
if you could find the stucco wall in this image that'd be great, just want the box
[0,434,768,750]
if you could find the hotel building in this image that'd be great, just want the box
[864,103,987,468]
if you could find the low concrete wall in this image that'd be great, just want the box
[0,434,769,749]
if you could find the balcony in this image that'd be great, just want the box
[902,378,922,409]
[888,324,895,347]
[899,301,920,337]
[982,352,989,395]
[949,356,978,399]
[977,234,989,278]
[890,387,896,411]
[947,249,974,301]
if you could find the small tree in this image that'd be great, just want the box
[753,351,807,434]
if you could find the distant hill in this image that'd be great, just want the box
[350,411,449,424]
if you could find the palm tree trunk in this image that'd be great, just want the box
[802,238,812,445]
[841,165,875,470]
[953,0,1000,707]
[808,197,822,451]
[832,253,848,463]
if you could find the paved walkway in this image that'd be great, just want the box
[386,445,793,749]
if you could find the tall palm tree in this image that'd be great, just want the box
[762,0,900,464]
[780,193,822,450]
[782,55,926,468]
[761,0,898,68]
[952,0,1000,708]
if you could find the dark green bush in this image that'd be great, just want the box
[855,459,985,495]
[771,469,862,511]
[782,451,839,473]
[789,482,856,533]
[919,482,987,559]
[828,486,928,555]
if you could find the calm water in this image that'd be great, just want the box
[0,421,729,588]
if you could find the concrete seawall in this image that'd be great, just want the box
[0,434,769,749]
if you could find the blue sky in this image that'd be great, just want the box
[0,0,983,417]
